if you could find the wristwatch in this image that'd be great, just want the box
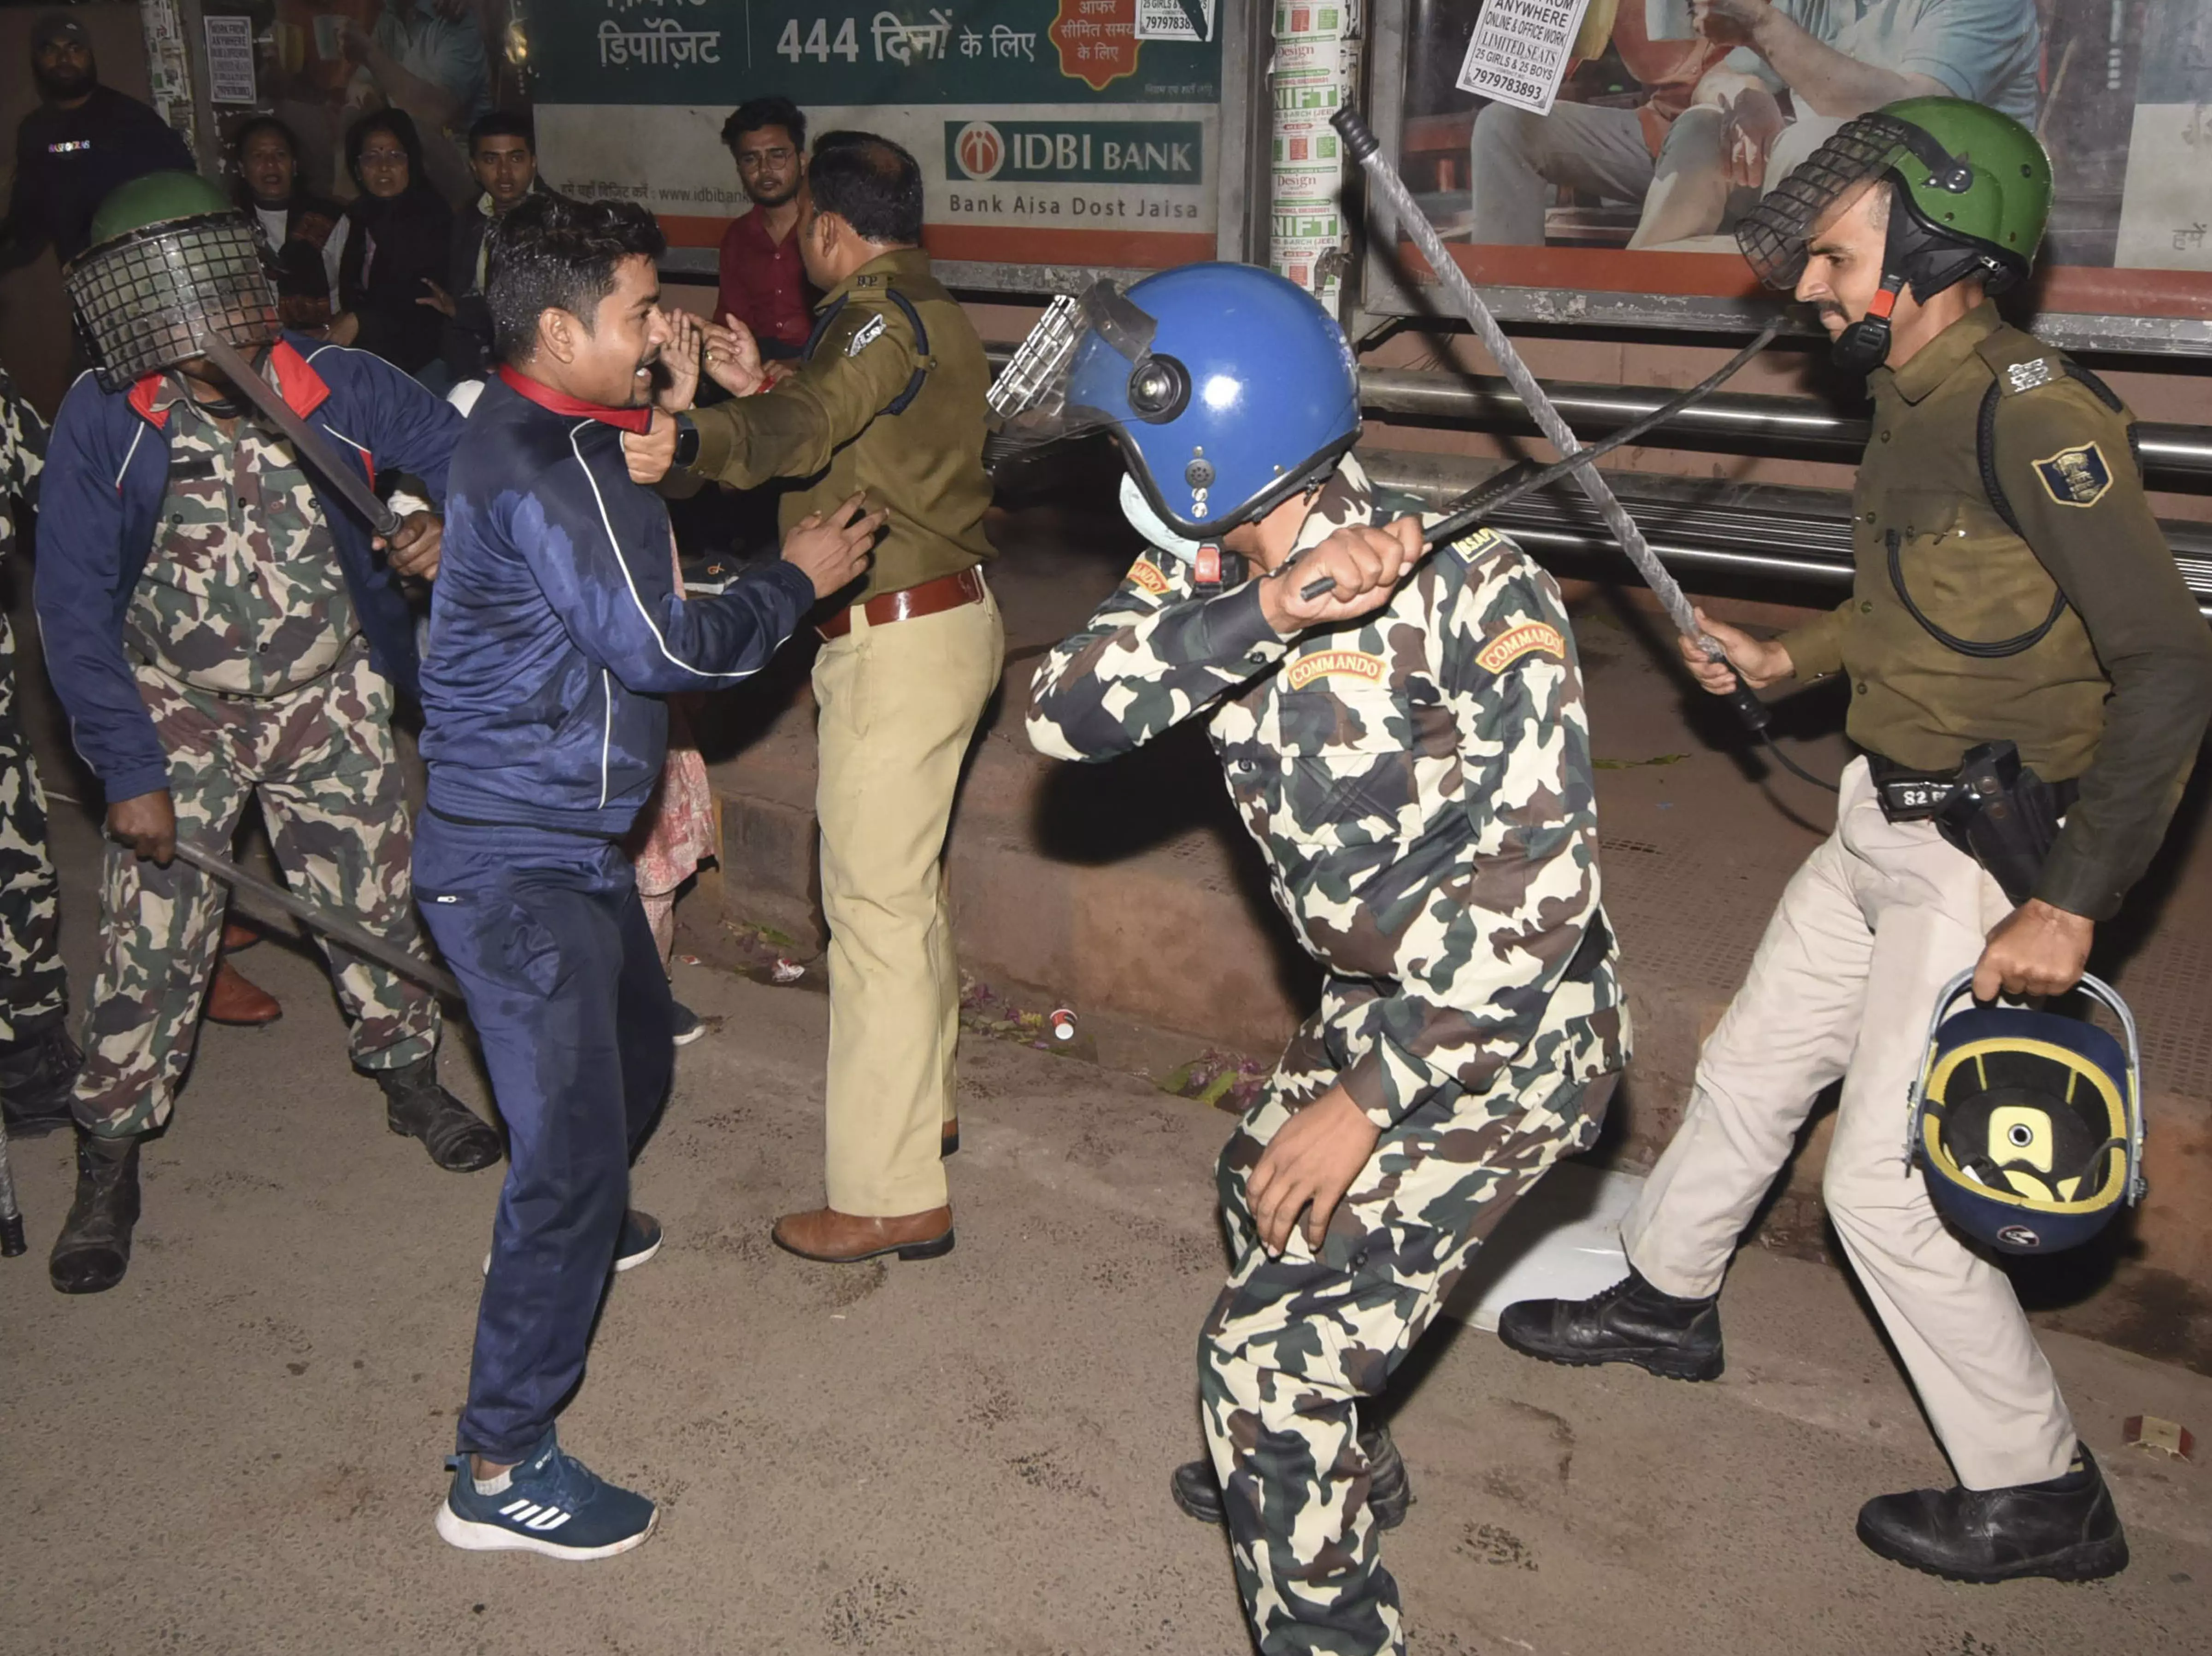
[672,412,700,470]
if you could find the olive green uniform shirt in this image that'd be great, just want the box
[1779,302,2212,921]
[686,247,995,604]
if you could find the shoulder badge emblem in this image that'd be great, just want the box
[1128,556,1171,595]
[1475,621,1566,675]
[846,313,888,357]
[1447,526,1503,560]
[2032,441,2112,508]
[1285,649,1387,691]
[2004,358,2054,394]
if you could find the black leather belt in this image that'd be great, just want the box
[1865,749,2077,825]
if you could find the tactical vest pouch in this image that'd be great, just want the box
[1870,741,2077,904]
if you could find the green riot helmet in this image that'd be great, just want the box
[1736,99,2053,374]
[66,170,280,393]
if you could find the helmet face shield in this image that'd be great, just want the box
[987,280,1170,455]
[66,212,280,393]
[990,263,1361,541]
[1736,113,1918,291]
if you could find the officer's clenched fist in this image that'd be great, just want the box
[106,789,177,865]
[1259,515,1421,635]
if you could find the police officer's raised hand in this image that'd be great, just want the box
[1974,899,2094,1000]
[1681,606,1792,692]
[1259,517,1421,635]
[702,314,769,399]
[377,510,442,581]
[1247,1086,1381,1257]
[781,492,888,598]
[106,789,177,866]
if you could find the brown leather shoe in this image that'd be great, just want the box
[771,1205,954,1263]
[205,958,282,1026]
[221,919,262,952]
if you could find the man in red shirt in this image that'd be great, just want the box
[715,97,814,361]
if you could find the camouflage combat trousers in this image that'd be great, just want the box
[0,614,66,1041]
[74,650,440,1138]
[1201,979,1612,1656]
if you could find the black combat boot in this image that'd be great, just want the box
[1172,1424,1414,1529]
[0,1017,82,1138]
[1856,1447,2129,1583]
[1495,1269,1724,1381]
[49,1132,141,1294]
[374,1056,502,1172]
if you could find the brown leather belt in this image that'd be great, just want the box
[817,565,986,641]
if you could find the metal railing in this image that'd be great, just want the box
[1355,369,2212,486]
[974,343,2212,614]
[1359,450,2212,619]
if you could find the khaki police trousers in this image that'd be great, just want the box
[811,582,1002,1217]
[1623,758,2078,1490]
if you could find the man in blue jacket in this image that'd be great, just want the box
[418,194,877,1559]
[35,173,499,1296]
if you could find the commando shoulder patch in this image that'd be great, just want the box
[1128,555,1171,595]
[1285,648,1387,691]
[1475,620,1565,675]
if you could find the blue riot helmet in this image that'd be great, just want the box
[1906,970,2146,1255]
[987,264,1361,546]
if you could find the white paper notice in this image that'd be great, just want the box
[1136,0,1216,42]
[1455,0,1593,117]
[203,14,257,105]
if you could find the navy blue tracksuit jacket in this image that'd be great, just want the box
[417,367,815,1459]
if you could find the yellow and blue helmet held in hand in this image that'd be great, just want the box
[1907,971,2145,1255]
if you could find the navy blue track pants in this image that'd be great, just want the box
[414,812,674,1461]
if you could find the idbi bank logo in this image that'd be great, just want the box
[946,120,1203,184]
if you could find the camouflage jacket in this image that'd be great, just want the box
[1028,455,1629,1129]
[0,364,44,572]
[126,380,358,698]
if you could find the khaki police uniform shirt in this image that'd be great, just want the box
[1778,302,2212,920]
[687,247,995,605]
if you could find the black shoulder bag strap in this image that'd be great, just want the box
[1883,374,2071,660]
[800,288,932,417]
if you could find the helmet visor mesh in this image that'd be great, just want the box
[65,215,279,392]
[1735,113,1912,291]
[985,279,1159,448]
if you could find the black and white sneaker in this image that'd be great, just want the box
[614,1209,662,1271]
[483,1210,661,1276]
[435,1428,657,1560]
[670,1002,706,1047]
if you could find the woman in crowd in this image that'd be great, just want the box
[332,109,453,387]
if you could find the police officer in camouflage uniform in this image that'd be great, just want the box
[1500,101,2212,1584]
[35,172,499,1295]
[0,361,81,1139]
[1018,264,1629,1656]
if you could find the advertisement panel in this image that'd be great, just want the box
[527,0,1226,269]
[208,0,1228,281]
[1366,0,2212,352]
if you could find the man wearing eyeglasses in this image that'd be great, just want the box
[715,98,817,363]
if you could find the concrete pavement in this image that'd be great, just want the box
[5,908,2212,1653]
[3,558,2210,1656]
